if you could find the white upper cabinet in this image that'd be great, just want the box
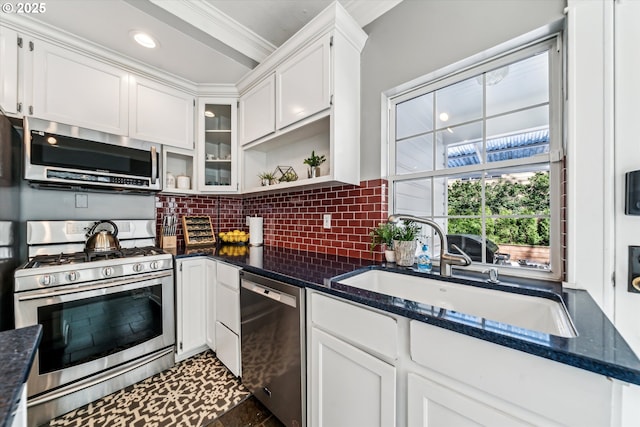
[0,26,19,116]
[198,98,238,192]
[129,76,194,150]
[237,3,367,194]
[239,74,275,144]
[30,38,129,135]
[276,34,331,130]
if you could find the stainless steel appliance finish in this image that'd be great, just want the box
[241,271,305,427]
[23,117,161,193]
[14,219,174,426]
[0,110,23,331]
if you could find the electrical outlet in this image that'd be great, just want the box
[323,214,331,229]
[75,194,88,208]
[246,216,250,226]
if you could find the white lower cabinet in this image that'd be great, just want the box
[307,290,397,427]
[306,290,621,427]
[174,257,241,373]
[309,327,396,427]
[205,259,217,350]
[11,384,27,427]
[407,373,533,427]
[175,258,208,361]
[215,321,241,377]
[214,261,241,376]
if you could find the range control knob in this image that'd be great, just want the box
[150,261,159,270]
[67,271,79,282]
[133,263,144,273]
[103,267,114,277]
[40,275,52,286]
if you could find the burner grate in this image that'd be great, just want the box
[25,246,167,268]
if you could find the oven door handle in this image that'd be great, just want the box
[16,271,172,301]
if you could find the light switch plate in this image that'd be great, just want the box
[323,214,331,229]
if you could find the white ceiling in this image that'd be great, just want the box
[19,0,402,85]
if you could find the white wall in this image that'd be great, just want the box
[359,0,566,180]
[567,0,640,422]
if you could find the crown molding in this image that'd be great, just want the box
[236,1,368,93]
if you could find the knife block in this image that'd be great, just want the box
[160,234,176,249]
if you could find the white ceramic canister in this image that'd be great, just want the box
[166,173,176,189]
[177,175,191,190]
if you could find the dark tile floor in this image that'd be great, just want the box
[207,396,285,427]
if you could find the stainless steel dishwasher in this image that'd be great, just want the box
[240,271,306,427]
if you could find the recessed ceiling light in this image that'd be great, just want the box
[204,111,216,118]
[131,31,158,49]
[439,112,449,122]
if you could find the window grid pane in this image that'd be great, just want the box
[389,40,558,276]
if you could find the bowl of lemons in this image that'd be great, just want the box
[218,229,249,244]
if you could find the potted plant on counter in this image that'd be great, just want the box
[392,220,422,266]
[370,222,398,263]
[303,150,326,178]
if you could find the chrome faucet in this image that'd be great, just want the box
[388,214,472,277]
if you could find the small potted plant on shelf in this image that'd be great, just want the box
[258,171,277,186]
[303,150,326,178]
[392,220,422,266]
[370,222,398,263]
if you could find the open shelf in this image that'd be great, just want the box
[242,115,331,192]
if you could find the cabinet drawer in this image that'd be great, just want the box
[216,282,240,334]
[217,262,240,290]
[215,321,240,377]
[310,292,397,360]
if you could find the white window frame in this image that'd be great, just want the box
[383,31,564,282]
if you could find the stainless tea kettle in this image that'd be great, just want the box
[85,220,121,252]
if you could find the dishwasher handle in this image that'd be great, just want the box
[241,279,297,308]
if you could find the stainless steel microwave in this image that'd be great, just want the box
[23,118,161,192]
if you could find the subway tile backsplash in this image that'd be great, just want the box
[155,179,388,261]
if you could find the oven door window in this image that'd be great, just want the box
[37,285,163,374]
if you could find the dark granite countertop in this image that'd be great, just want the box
[0,325,42,427]
[177,244,640,386]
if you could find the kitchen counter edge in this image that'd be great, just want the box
[174,248,640,386]
[0,325,42,427]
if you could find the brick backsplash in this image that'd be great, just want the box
[155,179,388,261]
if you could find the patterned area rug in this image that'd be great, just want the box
[43,351,250,427]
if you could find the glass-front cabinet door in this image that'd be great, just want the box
[198,98,238,192]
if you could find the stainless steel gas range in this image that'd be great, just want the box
[14,220,175,426]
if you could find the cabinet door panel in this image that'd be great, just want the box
[177,259,207,357]
[0,26,18,115]
[407,373,535,427]
[215,321,240,377]
[32,40,128,135]
[239,74,275,144]
[216,282,240,334]
[217,262,240,290]
[310,327,395,427]
[205,259,216,350]
[129,77,193,149]
[276,35,331,129]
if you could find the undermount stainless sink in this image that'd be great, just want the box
[335,269,577,338]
